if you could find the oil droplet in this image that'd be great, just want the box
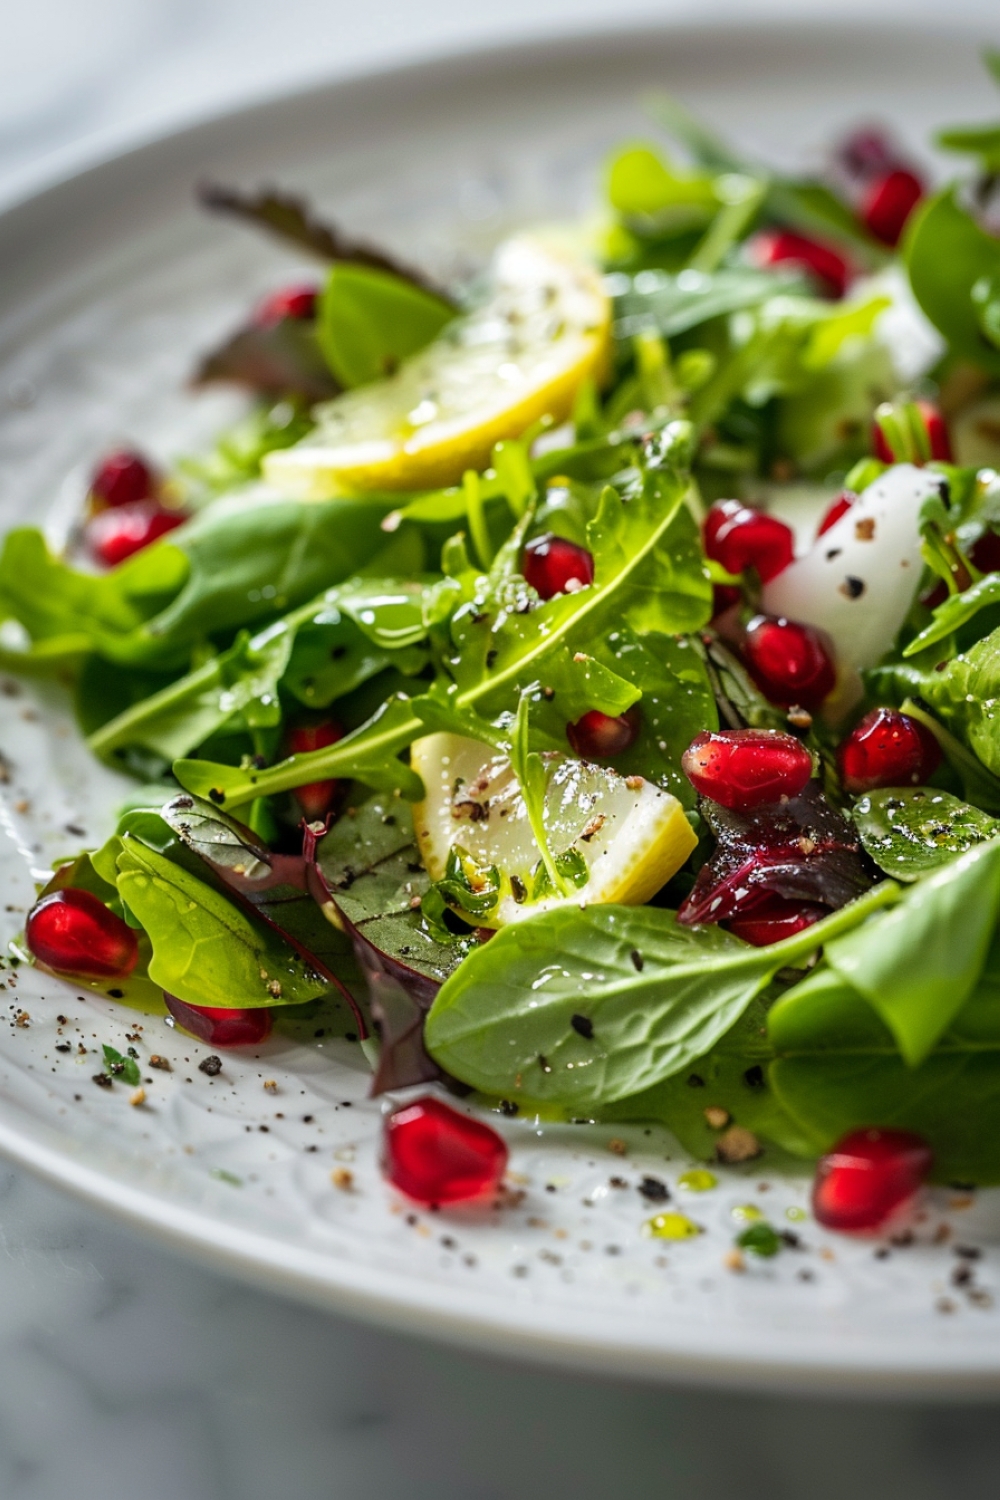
[731,1202,764,1223]
[644,1212,702,1240]
[785,1205,808,1222]
[678,1168,717,1192]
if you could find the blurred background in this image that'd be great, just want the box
[2,1,1000,1497]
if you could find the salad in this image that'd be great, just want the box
[9,60,1000,1229]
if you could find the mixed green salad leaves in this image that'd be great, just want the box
[13,61,1000,1183]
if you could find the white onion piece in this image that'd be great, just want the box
[761,463,946,672]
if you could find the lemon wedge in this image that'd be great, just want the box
[263,235,611,496]
[411,733,696,926]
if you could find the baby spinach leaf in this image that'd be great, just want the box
[603,997,817,1161]
[115,837,328,1010]
[423,885,897,1109]
[853,787,1000,881]
[823,836,1000,1064]
[769,961,1000,1182]
[905,187,1000,374]
[317,264,454,388]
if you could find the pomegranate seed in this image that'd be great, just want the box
[682,728,813,810]
[288,720,344,821]
[812,1127,932,1234]
[26,889,138,979]
[816,492,854,538]
[726,894,826,946]
[89,449,156,509]
[164,992,273,1046]
[742,614,836,710]
[748,229,851,299]
[872,399,952,464]
[253,283,319,326]
[566,705,640,760]
[87,500,186,567]
[522,534,595,599]
[703,500,795,584]
[383,1095,508,1205]
[837,707,942,795]
[862,168,923,247]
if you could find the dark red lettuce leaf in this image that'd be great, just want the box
[193,319,340,402]
[678,781,871,927]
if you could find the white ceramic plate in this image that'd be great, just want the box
[3,19,1000,1395]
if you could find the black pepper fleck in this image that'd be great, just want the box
[198,1055,223,1076]
[570,1013,594,1039]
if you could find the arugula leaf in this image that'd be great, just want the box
[177,402,317,501]
[423,886,897,1109]
[853,787,1000,881]
[769,960,1000,1182]
[920,626,1000,781]
[904,572,1000,657]
[88,577,428,763]
[612,265,803,342]
[175,431,711,807]
[115,837,329,1010]
[905,187,1000,374]
[509,690,563,894]
[823,837,1000,1065]
[317,264,454,388]
[896,699,1000,815]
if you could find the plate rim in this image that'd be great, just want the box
[3,13,1000,1394]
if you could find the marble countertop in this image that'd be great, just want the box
[3,2,1000,1495]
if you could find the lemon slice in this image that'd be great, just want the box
[411,733,696,926]
[263,235,611,496]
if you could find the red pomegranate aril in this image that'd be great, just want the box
[816,491,854,538]
[567,705,640,760]
[164,992,273,1047]
[26,889,138,979]
[89,449,156,509]
[522,534,595,599]
[872,399,952,464]
[749,229,851,299]
[88,500,186,567]
[812,1127,933,1234]
[383,1095,508,1205]
[742,614,836,711]
[288,720,344,821]
[836,127,899,185]
[682,728,813,810]
[253,283,319,326]
[727,895,826,947]
[703,500,795,584]
[837,707,942,795]
[862,168,923,247]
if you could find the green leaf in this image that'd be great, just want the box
[935,123,1000,172]
[606,143,719,228]
[612,266,803,342]
[423,886,898,1109]
[317,264,453,388]
[904,571,1000,657]
[510,690,563,894]
[115,838,329,1009]
[769,960,1000,1182]
[101,1044,142,1087]
[905,187,1000,374]
[853,787,1000,882]
[823,837,1000,1064]
[175,432,711,807]
[920,626,1000,781]
[897,699,1000,815]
